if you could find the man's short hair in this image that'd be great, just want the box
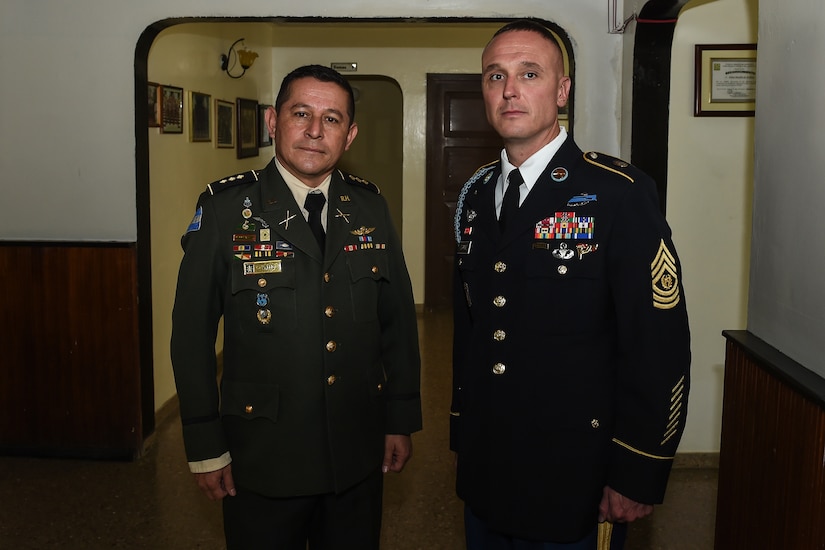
[275,64,356,123]
[489,19,564,56]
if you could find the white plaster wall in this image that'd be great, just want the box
[749,0,825,377]
[0,0,768,453]
[0,0,619,243]
[667,0,758,452]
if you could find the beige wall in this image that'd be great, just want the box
[667,0,757,451]
[1,1,765,454]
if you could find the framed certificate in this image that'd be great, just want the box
[694,44,757,117]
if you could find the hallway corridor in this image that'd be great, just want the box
[0,310,716,549]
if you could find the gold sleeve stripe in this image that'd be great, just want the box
[672,375,685,394]
[661,428,678,446]
[612,438,674,460]
[597,522,615,550]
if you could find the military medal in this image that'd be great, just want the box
[257,309,272,325]
[242,197,253,220]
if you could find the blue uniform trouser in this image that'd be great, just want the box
[465,505,628,550]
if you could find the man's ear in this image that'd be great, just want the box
[265,106,277,138]
[344,122,358,151]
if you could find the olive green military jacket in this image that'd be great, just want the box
[171,160,422,498]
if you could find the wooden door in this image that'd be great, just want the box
[425,74,502,309]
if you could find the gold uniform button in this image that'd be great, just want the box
[327,375,337,386]
[326,341,337,352]
[244,405,254,414]
[324,272,332,283]
[377,383,383,392]
[371,266,379,274]
[558,265,568,275]
[257,278,267,288]
[591,419,600,429]
[494,261,507,273]
[325,306,336,318]
[493,296,507,307]
[492,363,506,375]
[493,330,506,341]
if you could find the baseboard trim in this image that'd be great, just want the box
[673,452,718,469]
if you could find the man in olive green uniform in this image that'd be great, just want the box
[171,65,421,549]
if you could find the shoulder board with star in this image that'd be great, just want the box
[340,170,380,194]
[207,170,259,195]
[582,152,637,183]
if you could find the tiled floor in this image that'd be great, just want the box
[0,310,717,549]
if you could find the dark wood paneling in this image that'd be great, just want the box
[0,243,144,459]
[716,331,825,549]
[425,74,502,309]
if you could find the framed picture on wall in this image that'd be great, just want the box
[258,104,272,147]
[189,91,211,142]
[236,97,259,158]
[694,44,757,117]
[160,85,184,133]
[215,99,235,148]
[147,82,161,127]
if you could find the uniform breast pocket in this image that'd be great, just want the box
[347,252,390,323]
[230,259,297,330]
[525,249,608,332]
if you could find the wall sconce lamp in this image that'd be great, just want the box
[220,38,259,79]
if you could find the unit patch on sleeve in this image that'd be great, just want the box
[651,239,680,309]
[186,206,203,233]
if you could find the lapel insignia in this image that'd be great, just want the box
[483,172,494,184]
[335,208,351,223]
[551,167,569,182]
[279,210,297,230]
[340,195,351,202]
[467,210,477,222]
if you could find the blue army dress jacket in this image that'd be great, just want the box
[171,159,422,498]
[450,137,691,542]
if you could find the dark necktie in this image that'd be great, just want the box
[499,169,523,232]
[304,192,326,251]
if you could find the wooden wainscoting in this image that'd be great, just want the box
[0,242,147,459]
[716,331,825,549]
